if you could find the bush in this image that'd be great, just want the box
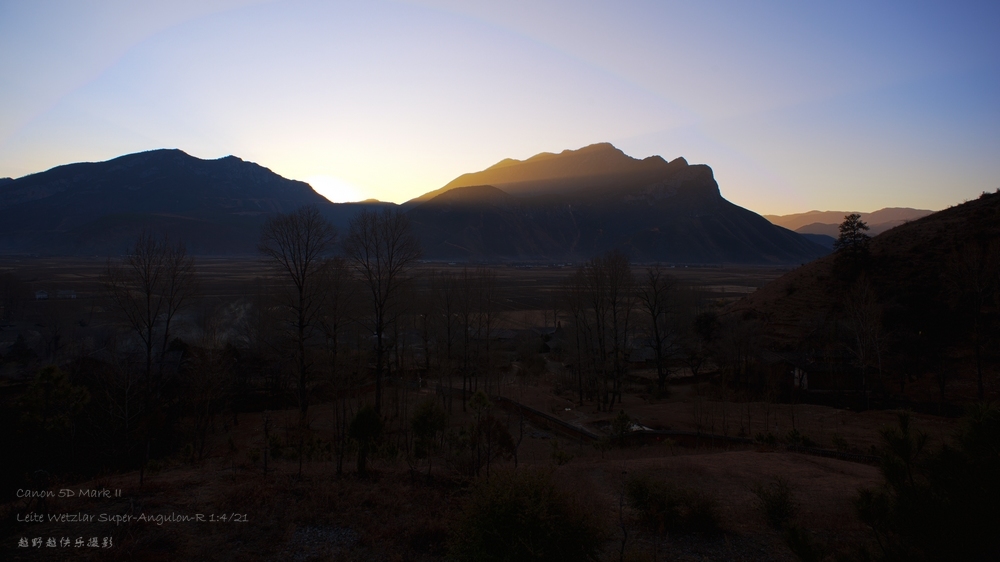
[752,477,796,529]
[784,525,823,562]
[856,406,1000,561]
[831,434,850,452]
[626,475,721,534]
[411,398,448,460]
[785,429,816,448]
[450,470,605,561]
[754,432,778,446]
[611,410,632,447]
[550,440,573,465]
[349,404,383,475]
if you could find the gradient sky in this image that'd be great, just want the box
[1,0,998,214]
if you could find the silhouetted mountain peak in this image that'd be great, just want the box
[407,143,697,204]
[406,148,826,263]
[0,149,333,255]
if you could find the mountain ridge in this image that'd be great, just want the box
[765,207,934,239]
[0,144,827,263]
[407,151,825,263]
[406,142,689,206]
[0,148,338,255]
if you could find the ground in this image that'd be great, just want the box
[3,378,902,561]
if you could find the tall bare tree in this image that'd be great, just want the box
[258,205,336,418]
[104,231,196,398]
[429,271,460,411]
[561,268,591,405]
[103,231,196,483]
[315,256,357,474]
[474,267,504,396]
[343,208,421,414]
[639,265,679,393]
[577,250,636,409]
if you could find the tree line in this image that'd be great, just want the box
[2,208,998,492]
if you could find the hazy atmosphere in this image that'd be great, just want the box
[2,0,998,212]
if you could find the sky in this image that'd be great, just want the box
[1,0,998,214]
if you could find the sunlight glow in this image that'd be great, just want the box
[304,175,367,204]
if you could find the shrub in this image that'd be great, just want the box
[626,475,721,534]
[784,525,823,562]
[411,398,448,460]
[856,406,1000,561]
[752,477,796,529]
[785,429,816,448]
[450,470,605,562]
[831,434,850,452]
[754,432,778,446]
[611,410,632,447]
[550,440,573,465]
[349,404,383,475]
[268,433,284,459]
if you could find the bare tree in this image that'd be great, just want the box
[258,205,336,419]
[638,266,679,394]
[430,271,460,412]
[103,231,196,483]
[457,267,478,408]
[319,257,356,387]
[586,250,635,409]
[569,250,637,410]
[343,208,421,415]
[474,267,504,396]
[561,268,591,406]
[104,231,196,400]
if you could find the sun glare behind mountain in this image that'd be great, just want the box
[305,175,366,203]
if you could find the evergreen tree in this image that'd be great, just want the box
[834,213,871,259]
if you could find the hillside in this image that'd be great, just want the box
[735,191,1000,401]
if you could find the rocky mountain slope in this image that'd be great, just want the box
[406,144,828,263]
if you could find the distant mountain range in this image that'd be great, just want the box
[765,208,934,243]
[0,144,829,263]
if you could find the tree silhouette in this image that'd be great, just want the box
[258,205,336,419]
[834,213,871,260]
[103,231,196,484]
[638,266,679,394]
[104,231,196,401]
[343,208,421,415]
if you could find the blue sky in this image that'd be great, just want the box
[1,0,998,214]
